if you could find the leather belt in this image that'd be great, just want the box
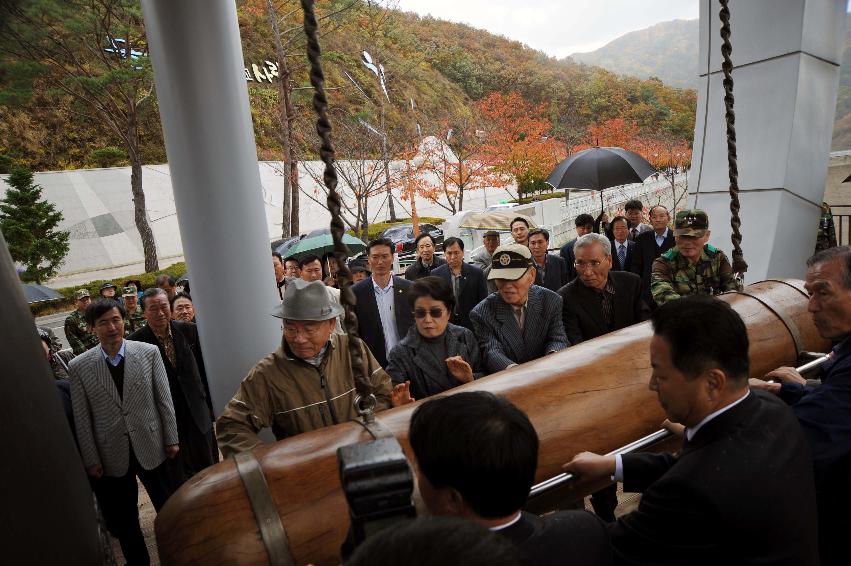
[233,451,293,566]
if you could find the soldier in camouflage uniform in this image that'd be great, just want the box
[122,285,147,335]
[64,289,99,355]
[651,209,741,306]
[815,201,837,253]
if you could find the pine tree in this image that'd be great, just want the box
[0,167,70,283]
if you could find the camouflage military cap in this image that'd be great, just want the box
[674,209,709,237]
[74,288,90,300]
[122,285,138,297]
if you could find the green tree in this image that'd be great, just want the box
[0,167,70,283]
[0,0,160,271]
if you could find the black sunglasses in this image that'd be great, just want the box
[413,307,446,319]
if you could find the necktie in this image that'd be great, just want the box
[618,244,626,268]
[631,228,638,240]
[513,306,524,331]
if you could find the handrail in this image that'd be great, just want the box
[527,354,830,503]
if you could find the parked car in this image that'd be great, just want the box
[380,223,444,255]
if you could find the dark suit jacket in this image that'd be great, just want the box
[533,254,568,292]
[630,228,675,308]
[558,271,649,344]
[129,321,213,433]
[431,262,488,331]
[469,285,568,373]
[559,238,578,282]
[352,276,414,368]
[610,391,819,565]
[404,256,446,280]
[498,510,611,566]
[609,239,635,272]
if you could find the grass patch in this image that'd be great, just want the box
[347,217,445,242]
[510,192,566,204]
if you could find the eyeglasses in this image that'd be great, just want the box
[283,324,324,338]
[413,307,446,319]
[574,259,604,270]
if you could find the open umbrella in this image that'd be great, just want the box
[285,232,367,260]
[22,283,64,304]
[546,147,657,213]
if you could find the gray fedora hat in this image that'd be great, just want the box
[271,278,344,321]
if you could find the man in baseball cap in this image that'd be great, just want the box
[216,279,405,457]
[651,209,740,306]
[470,244,568,373]
[470,230,502,271]
[64,288,98,355]
[122,285,146,334]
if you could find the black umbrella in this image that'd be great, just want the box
[546,147,657,213]
[23,283,64,304]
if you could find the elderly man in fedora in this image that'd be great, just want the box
[216,279,405,458]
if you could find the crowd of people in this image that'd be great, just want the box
[40,199,851,565]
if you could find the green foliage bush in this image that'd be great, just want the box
[347,217,445,242]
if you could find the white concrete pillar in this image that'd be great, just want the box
[141,0,280,412]
[690,0,846,280]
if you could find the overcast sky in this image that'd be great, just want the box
[396,0,700,58]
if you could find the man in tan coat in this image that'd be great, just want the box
[216,279,400,457]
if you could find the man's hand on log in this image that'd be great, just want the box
[764,366,806,386]
[562,452,616,480]
[391,381,415,407]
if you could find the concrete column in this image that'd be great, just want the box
[690,0,846,280]
[141,0,280,412]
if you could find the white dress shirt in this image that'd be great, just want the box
[372,276,401,356]
[655,228,670,248]
[100,340,126,367]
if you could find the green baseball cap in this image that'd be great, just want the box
[674,209,709,237]
[74,288,90,300]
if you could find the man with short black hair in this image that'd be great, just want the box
[561,213,595,283]
[623,200,652,241]
[122,285,147,334]
[284,256,300,279]
[470,244,568,372]
[409,392,611,566]
[564,296,819,565]
[272,251,286,299]
[631,205,675,310]
[300,254,344,335]
[609,216,634,272]
[510,217,531,247]
[155,274,177,300]
[405,232,447,280]
[352,237,414,367]
[528,228,568,292]
[432,237,488,331]
[69,299,179,565]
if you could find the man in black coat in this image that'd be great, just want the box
[608,216,635,272]
[431,237,488,331]
[529,228,568,292]
[130,288,217,487]
[404,232,446,280]
[630,205,675,309]
[410,391,611,566]
[560,213,595,283]
[754,246,851,564]
[353,237,414,367]
[564,296,819,565]
[559,233,649,346]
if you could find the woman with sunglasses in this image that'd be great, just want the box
[386,276,486,401]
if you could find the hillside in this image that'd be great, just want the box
[570,19,699,90]
[568,15,851,151]
[0,0,696,171]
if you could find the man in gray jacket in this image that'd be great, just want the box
[69,299,179,566]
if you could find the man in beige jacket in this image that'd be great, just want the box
[216,279,402,457]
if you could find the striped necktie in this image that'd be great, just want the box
[618,244,626,268]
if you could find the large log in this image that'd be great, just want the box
[156,280,826,565]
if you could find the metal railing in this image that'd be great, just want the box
[829,204,851,246]
[525,353,830,513]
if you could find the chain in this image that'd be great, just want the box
[300,0,371,404]
[719,0,748,278]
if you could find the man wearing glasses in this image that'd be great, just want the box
[557,232,649,523]
[470,243,568,373]
[216,279,403,458]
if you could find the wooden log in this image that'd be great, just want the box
[156,279,827,565]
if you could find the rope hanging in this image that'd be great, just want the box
[300,0,374,412]
[718,0,748,276]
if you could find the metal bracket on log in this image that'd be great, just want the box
[233,451,294,566]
